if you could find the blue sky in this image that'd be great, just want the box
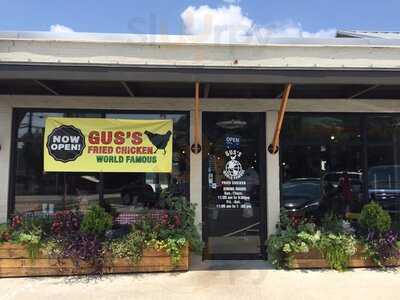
[0,0,399,38]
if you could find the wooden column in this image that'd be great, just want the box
[269,83,292,154]
[192,81,201,153]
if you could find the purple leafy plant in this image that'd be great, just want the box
[60,233,104,273]
[366,230,400,264]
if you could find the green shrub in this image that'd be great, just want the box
[267,229,308,268]
[80,205,113,236]
[15,228,43,260]
[106,216,189,266]
[107,231,146,264]
[266,216,321,269]
[317,233,357,271]
[321,213,344,234]
[0,223,12,243]
[165,195,203,253]
[23,215,53,236]
[359,202,391,233]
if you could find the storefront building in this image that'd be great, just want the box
[1,31,400,260]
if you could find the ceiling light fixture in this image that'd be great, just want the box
[216,119,247,129]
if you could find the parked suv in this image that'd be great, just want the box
[368,165,400,213]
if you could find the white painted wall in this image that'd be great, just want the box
[266,111,280,236]
[0,101,12,223]
[189,111,203,237]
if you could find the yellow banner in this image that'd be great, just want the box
[44,117,173,173]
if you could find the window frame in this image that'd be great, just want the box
[8,107,190,217]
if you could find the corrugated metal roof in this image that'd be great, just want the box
[337,30,400,39]
[3,30,400,70]
[2,30,400,47]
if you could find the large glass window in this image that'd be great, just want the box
[280,114,400,229]
[14,112,64,213]
[11,110,189,216]
[102,113,189,213]
[366,116,400,230]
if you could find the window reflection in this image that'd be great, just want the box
[15,112,64,213]
[103,113,189,213]
[281,114,400,231]
[282,115,361,145]
[63,112,103,211]
[64,173,101,211]
[367,117,400,222]
[281,115,363,220]
[13,110,188,216]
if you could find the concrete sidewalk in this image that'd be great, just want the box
[0,259,399,300]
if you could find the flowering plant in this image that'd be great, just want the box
[106,212,189,266]
[10,215,23,230]
[267,211,321,268]
[268,209,366,271]
[364,230,400,266]
[51,211,81,235]
[0,224,12,242]
[160,212,181,230]
[318,232,357,271]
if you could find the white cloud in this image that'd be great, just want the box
[181,5,253,42]
[222,0,240,4]
[253,22,336,39]
[181,5,336,43]
[49,24,74,33]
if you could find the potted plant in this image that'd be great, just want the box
[266,203,400,271]
[0,197,201,278]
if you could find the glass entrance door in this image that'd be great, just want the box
[202,112,266,259]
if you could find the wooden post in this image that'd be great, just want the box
[269,83,292,154]
[191,81,201,154]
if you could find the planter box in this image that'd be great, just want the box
[290,247,400,269]
[0,242,189,277]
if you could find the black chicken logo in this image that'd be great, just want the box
[144,130,172,155]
